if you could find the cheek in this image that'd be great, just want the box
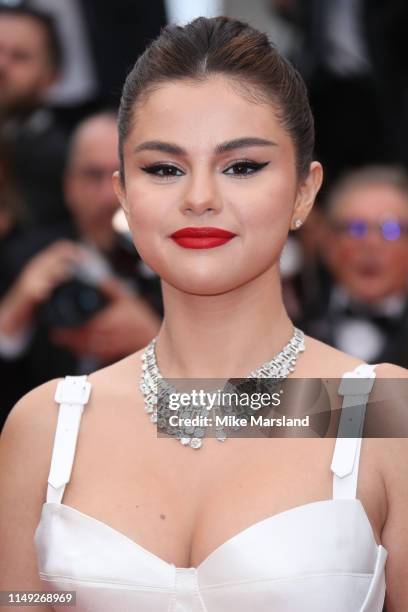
[383,245,408,272]
[70,184,96,214]
[15,64,36,87]
[124,184,166,262]
[237,179,294,250]
[334,242,359,264]
[125,183,158,230]
[324,240,355,278]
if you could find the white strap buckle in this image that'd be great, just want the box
[338,365,376,397]
[54,376,91,405]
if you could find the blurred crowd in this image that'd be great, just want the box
[0,0,408,429]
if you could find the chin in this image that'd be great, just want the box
[162,265,262,296]
[351,286,389,303]
[164,275,242,296]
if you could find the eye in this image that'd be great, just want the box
[223,160,270,178]
[140,160,270,181]
[140,164,183,180]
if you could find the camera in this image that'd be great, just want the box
[39,248,111,328]
[39,278,108,328]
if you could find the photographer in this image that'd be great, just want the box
[0,112,161,426]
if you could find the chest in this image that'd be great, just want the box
[61,409,386,569]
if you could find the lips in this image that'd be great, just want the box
[170,227,236,249]
[355,259,382,276]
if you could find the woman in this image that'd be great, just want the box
[0,15,407,611]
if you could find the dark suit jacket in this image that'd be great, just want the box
[78,0,167,106]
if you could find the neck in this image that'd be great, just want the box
[155,265,295,378]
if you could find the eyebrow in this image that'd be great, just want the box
[133,137,277,156]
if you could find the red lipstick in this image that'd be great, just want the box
[170,226,236,249]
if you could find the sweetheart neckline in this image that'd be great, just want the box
[38,497,384,572]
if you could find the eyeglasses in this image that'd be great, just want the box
[329,218,408,241]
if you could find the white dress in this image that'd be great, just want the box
[34,363,387,611]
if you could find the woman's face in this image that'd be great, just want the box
[114,75,321,295]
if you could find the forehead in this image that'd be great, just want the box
[129,75,287,153]
[332,182,408,219]
[71,119,119,166]
[0,14,48,52]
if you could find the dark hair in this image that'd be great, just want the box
[118,15,314,183]
[0,3,63,72]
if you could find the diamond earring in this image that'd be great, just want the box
[293,218,303,230]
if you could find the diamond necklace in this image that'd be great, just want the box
[140,326,305,449]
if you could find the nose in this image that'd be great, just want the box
[362,228,385,248]
[179,167,222,216]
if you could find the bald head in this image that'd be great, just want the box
[325,165,408,220]
[64,112,120,250]
[67,112,118,171]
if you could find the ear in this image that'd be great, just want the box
[112,170,129,220]
[290,161,323,231]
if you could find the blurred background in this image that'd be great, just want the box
[1,0,408,430]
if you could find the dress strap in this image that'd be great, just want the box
[331,363,378,499]
[46,375,92,504]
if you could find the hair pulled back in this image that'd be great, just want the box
[118,15,314,182]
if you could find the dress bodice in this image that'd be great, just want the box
[34,364,387,611]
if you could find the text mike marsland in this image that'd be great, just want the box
[168,414,310,428]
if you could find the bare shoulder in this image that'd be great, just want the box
[301,334,366,376]
[372,361,408,378]
[0,347,145,483]
[0,348,146,590]
[86,348,144,406]
[0,378,63,503]
[302,334,408,378]
[303,334,408,450]
[1,377,62,455]
[370,361,408,468]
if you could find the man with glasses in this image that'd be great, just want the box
[300,166,408,366]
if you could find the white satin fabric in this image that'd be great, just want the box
[34,365,387,611]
